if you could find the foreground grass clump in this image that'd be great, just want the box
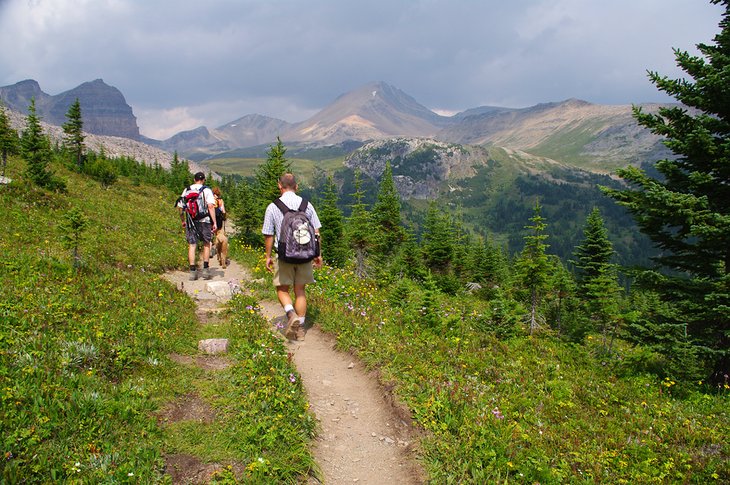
[288,262,730,484]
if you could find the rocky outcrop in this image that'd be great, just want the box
[0,79,140,140]
[344,137,490,199]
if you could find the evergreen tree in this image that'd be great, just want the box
[346,170,373,277]
[21,98,54,188]
[60,206,89,268]
[0,102,19,178]
[602,1,730,380]
[514,201,552,334]
[255,137,292,210]
[572,207,615,293]
[371,161,406,256]
[62,98,85,171]
[450,207,471,281]
[548,257,579,337]
[420,271,442,330]
[421,202,454,273]
[168,151,190,193]
[318,176,348,268]
[233,179,261,246]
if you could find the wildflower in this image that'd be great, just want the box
[492,407,504,419]
[289,373,296,383]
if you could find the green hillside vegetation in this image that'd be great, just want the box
[2,85,729,482]
[529,119,620,169]
[0,153,316,482]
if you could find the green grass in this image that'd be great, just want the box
[287,262,730,484]
[0,155,316,482]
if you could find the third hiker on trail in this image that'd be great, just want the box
[177,172,218,280]
[262,173,322,341]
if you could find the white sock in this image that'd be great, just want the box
[284,304,294,314]
[300,316,306,325]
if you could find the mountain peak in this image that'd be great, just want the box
[288,81,446,143]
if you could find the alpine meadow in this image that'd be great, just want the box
[1,1,729,483]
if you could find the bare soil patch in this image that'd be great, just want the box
[157,393,217,425]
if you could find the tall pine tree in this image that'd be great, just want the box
[255,137,292,210]
[62,98,85,172]
[572,207,616,294]
[0,103,18,178]
[21,98,54,188]
[421,202,454,273]
[514,201,552,334]
[602,0,730,380]
[346,171,373,277]
[318,176,349,268]
[371,161,406,257]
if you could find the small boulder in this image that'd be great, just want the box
[205,281,231,297]
[198,338,229,354]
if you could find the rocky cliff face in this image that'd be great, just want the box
[0,79,140,140]
[344,137,490,199]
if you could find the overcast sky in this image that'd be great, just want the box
[0,0,724,139]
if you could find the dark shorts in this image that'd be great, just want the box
[185,220,212,244]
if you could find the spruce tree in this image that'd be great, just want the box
[421,202,454,273]
[168,151,190,192]
[318,176,348,268]
[514,201,552,334]
[0,102,18,178]
[21,98,54,188]
[572,207,615,294]
[602,0,730,379]
[255,137,292,210]
[346,170,373,277]
[232,179,261,245]
[371,161,406,256]
[62,98,85,171]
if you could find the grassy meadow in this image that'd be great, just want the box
[0,156,315,482]
[2,151,728,483]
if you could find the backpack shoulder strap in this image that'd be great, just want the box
[298,198,309,213]
[273,198,289,215]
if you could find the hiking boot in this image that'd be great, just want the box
[189,270,198,281]
[285,311,301,340]
[202,267,212,280]
[295,322,306,341]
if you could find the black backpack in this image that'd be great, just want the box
[273,198,319,263]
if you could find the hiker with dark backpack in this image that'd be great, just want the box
[262,173,322,341]
[176,172,218,280]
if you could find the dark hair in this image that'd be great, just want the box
[279,173,297,189]
[194,172,205,181]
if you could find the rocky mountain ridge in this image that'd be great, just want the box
[2,78,671,173]
[0,79,140,140]
[3,108,207,174]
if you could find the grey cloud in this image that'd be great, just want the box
[0,0,724,138]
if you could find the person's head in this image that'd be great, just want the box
[212,186,221,197]
[278,173,297,192]
[194,172,205,183]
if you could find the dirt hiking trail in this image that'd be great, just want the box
[162,254,425,484]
